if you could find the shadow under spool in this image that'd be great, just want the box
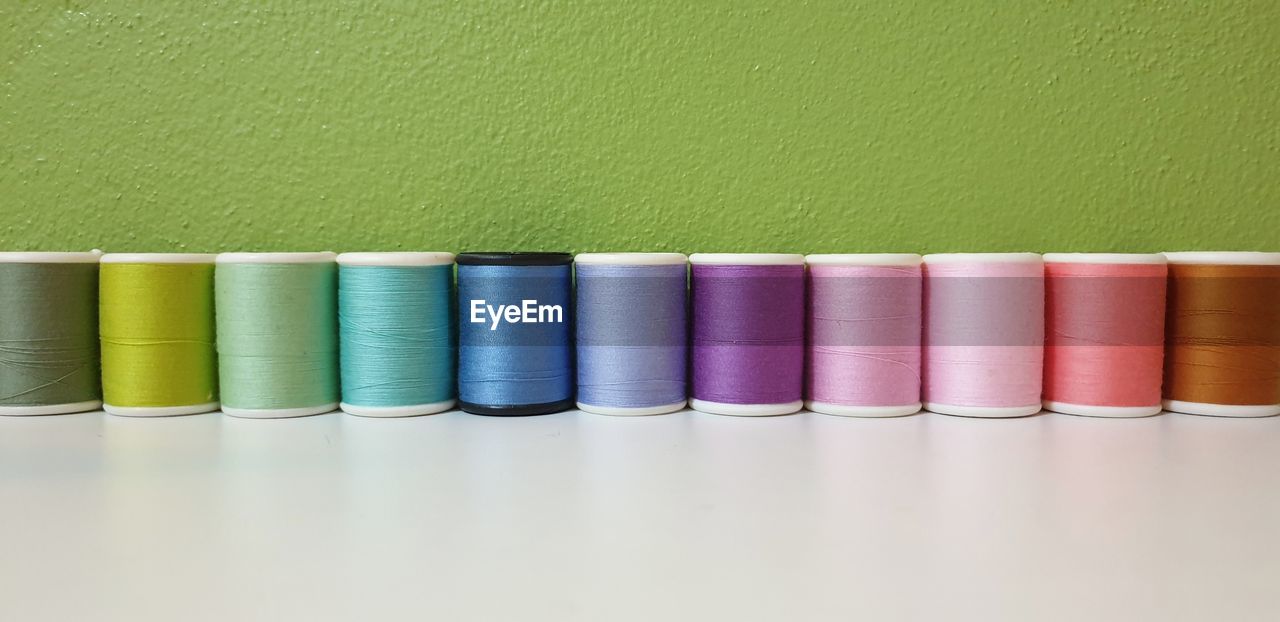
[456,252,574,416]
[1162,252,1280,417]
[0,252,102,416]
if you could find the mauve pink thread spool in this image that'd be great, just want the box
[1042,253,1167,418]
[805,254,922,417]
[922,253,1044,418]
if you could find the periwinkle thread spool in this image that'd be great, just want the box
[216,252,339,418]
[1042,253,1167,418]
[805,254,922,417]
[337,252,456,417]
[575,253,688,416]
[99,254,219,417]
[457,252,574,416]
[689,253,805,416]
[922,253,1044,418]
[1162,252,1280,418]
[0,252,102,416]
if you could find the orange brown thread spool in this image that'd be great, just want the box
[1162,252,1280,417]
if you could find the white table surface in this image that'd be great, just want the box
[1,408,1278,622]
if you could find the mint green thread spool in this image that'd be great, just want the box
[215,252,339,418]
[0,251,103,416]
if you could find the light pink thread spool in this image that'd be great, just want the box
[805,254,922,417]
[1042,253,1167,418]
[922,253,1044,418]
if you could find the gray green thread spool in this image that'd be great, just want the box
[0,251,103,416]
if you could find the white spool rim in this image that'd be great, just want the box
[0,251,102,264]
[0,400,103,416]
[923,402,1041,418]
[689,398,802,416]
[340,400,456,418]
[216,252,337,264]
[574,253,688,266]
[1162,399,1280,418]
[688,253,805,266]
[103,401,220,417]
[336,252,455,267]
[922,253,1043,265]
[1042,401,1163,418]
[1161,252,1280,266]
[805,401,922,417]
[576,400,686,416]
[1042,253,1166,265]
[221,403,339,418]
[100,253,216,264]
[805,254,922,267]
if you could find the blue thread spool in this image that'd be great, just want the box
[337,252,456,417]
[456,252,573,416]
[575,253,688,415]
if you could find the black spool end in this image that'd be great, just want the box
[459,398,576,417]
[456,252,573,266]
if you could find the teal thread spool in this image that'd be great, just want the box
[0,251,102,416]
[337,252,456,417]
[215,252,339,418]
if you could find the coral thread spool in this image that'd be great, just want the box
[215,252,339,418]
[922,253,1044,418]
[1042,253,1167,418]
[1162,252,1280,417]
[689,253,805,416]
[99,253,219,417]
[0,251,102,416]
[456,252,574,416]
[575,253,688,416]
[805,254,922,417]
[337,252,456,417]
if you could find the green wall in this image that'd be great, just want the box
[2,2,1278,253]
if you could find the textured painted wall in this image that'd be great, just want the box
[2,2,1278,253]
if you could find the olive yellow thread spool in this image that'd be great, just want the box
[0,251,103,416]
[99,254,219,417]
[215,252,339,418]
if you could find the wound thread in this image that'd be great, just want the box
[337,252,456,417]
[689,253,805,416]
[922,253,1044,418]
[574,253,688,416]
[0,252,102,415]
[1162,252,1280,417]
[805,254,922,417]
[216,252,339,418]
[1042,254,1167,418]
[99,254,219,416]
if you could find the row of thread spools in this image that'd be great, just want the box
[0,250,1277,419]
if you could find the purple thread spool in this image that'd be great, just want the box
[689,253,805,416]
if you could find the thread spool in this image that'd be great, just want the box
[922,253,1044,418]
[336,252,456,417]
[99,254,219,417]
[1162,252,1280,418]
[805,254,922,417]
[689,253,805,416]
[1042,253,1167,418]
[575,252,688,416]
[215,252,339,418]
[0,251,102,416]
[456,252,573,416]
